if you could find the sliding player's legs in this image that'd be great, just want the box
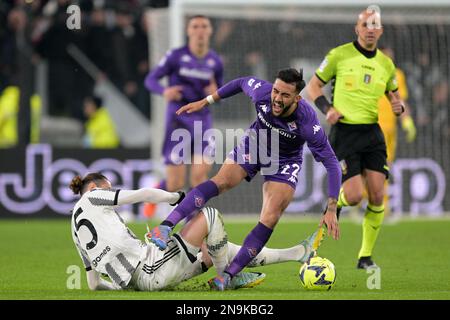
[229,181,294,269]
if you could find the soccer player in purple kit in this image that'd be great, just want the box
[147,68,341,290]
[144,15,223,208]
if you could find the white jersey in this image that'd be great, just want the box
[71,188,147,288]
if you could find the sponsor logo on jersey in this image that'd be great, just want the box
[257,112,296,139]
[313,125,321,135]
[364,74,372,84]
[248,78,255,87]
[179,67,212,80]
[253,82,262,90]
[92,246,111,267]
[362,65,375,71]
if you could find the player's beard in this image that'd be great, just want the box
[272,99,294,117]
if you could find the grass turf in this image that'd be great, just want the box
[0,217,449,300]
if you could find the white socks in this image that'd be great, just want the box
[226,242,306,267]
[203,207,229,276]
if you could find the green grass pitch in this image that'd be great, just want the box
[1,217,449,300]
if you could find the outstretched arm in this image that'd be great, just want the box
[72,235,121,290]
[116,188,182,206]
[176,77,259,115]
[86,188,183,206]
[304,116,341,240]
[86,269,121,291]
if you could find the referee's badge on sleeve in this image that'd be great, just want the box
[318,58,328,72]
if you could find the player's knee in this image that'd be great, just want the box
[345,192,364,206]
[368,190,384,206]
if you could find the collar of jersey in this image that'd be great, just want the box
[353,40,377,59]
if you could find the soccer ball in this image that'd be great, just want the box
[299,256,336,291]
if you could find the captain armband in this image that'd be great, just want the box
[314,95,332,115]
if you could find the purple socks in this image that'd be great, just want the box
[162,180,219,227]
[225,222,273,277]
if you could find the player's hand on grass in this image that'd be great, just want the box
[176,99,208,115]
[325,107,343,125]
[319,208,340,240]
[163,85,183,102]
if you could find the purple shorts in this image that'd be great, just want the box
[228,131,302,190]
[162,110,215,165]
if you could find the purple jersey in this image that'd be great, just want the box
[145,45,224,117]
[218,77,341,198]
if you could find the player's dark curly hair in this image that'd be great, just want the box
[69,173,108,195]
[276,68,306,93]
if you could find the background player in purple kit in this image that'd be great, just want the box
[144,15,224,215]
[147,68,342,290]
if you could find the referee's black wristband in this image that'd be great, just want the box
[314,95,332,115]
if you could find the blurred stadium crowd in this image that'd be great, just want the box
[0,0,168,148]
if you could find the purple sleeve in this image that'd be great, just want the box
[144,51,174,95]
[302,112,342,199]
[217,76,265,102]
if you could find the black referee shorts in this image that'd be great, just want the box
[329,122,389,183]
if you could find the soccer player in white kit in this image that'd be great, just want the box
[70,173,318,291]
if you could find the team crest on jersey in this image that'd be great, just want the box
[287,121,297,131]
[194,196,204,208]
[364,74,372,84]
[340,160,348,175]
[247,247,258,258]
[206,58,216,67]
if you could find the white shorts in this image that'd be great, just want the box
[129,233,205,291]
